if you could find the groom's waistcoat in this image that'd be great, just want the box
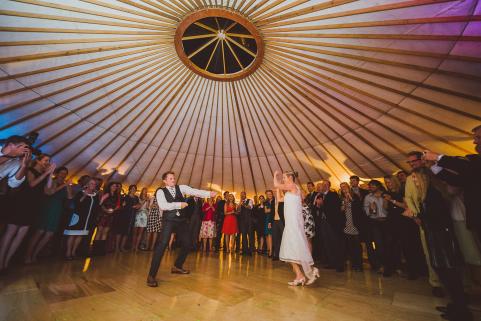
[156,185,186,222]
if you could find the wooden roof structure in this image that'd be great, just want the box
[1,0,480,195]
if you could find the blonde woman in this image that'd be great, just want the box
[133,188,149,252]
[274,170,319,286]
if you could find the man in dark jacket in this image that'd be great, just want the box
[315,180,345,272]
[214,191,229,252]
[424,124,481,241]
[187,196,203,251]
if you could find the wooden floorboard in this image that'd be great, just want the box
[0,251,479,321]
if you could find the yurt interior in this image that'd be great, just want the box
[0,0,480,320]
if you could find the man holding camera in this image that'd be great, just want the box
[0,135,32,189]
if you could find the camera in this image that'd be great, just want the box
[24,132,42,155]
[0,132,42,155]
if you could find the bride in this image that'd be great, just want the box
[274,170,319,286]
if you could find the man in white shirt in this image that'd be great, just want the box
[363,180,391,275]
[0,135,32,189]
[147,171,216,287]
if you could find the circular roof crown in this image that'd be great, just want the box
[175,8,264,81]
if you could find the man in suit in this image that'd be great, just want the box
[316,180,345,272]
[214,191,229,252]
[187,196,203,251]
[147,171,216,287]
[266,190,283,260]
[239,191,255,255]
[424,124,481,241]
[304,181,317,207]
[349,176,369,201]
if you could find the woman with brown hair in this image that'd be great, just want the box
[145,195,162,251]
[221,193,238,253]
[200,197,216,252]
[339,182,365,272]
[64,177,99,259]
[132,188,149,252]
[93,182,121,255]
[0,154,54,271]
[25,166,73,264]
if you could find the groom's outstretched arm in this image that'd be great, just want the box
[179,185,213,199]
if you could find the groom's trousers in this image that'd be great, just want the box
[148,219,190,277]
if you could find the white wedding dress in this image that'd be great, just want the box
[279,186,315,278]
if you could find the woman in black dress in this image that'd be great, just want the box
[0,154,54,271]
[25,166,73,264]
[384,174,425,279]
[339,182,365,272]
[113,185,140,252]
[64,178,99,259]
[93,182,121,255]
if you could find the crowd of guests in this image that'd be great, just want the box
[0,125,479,321]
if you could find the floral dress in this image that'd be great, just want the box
[135,197,149,228]
[200,202,216,238]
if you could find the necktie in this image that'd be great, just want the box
[168,187,176,198]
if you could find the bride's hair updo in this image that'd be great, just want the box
[284,170,299,182]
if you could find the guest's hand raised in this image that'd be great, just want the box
[47,163,57,174]
[423,150,440,162]
[21,150,32,167]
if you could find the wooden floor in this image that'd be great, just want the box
[0,251,479,321]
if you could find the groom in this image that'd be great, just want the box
[147,171,216,287]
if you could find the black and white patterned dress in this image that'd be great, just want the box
[343,201,359,235]
[302,206,315,239]
[146,197,162,233]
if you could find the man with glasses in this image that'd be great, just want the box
[406,151,425,170]
[404,150,444,297]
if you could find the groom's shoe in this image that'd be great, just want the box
[146,276,158,287]
[171,266,190,274]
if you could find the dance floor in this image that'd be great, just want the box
[0,251,479,321]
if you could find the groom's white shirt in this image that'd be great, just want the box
[156,185,211,211]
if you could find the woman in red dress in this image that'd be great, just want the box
[222,193,238,252]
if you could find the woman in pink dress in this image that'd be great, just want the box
[200,197,216,252]
[222,194,238,252]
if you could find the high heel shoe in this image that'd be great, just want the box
[288,278,306,286]
[306,267,320,285]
